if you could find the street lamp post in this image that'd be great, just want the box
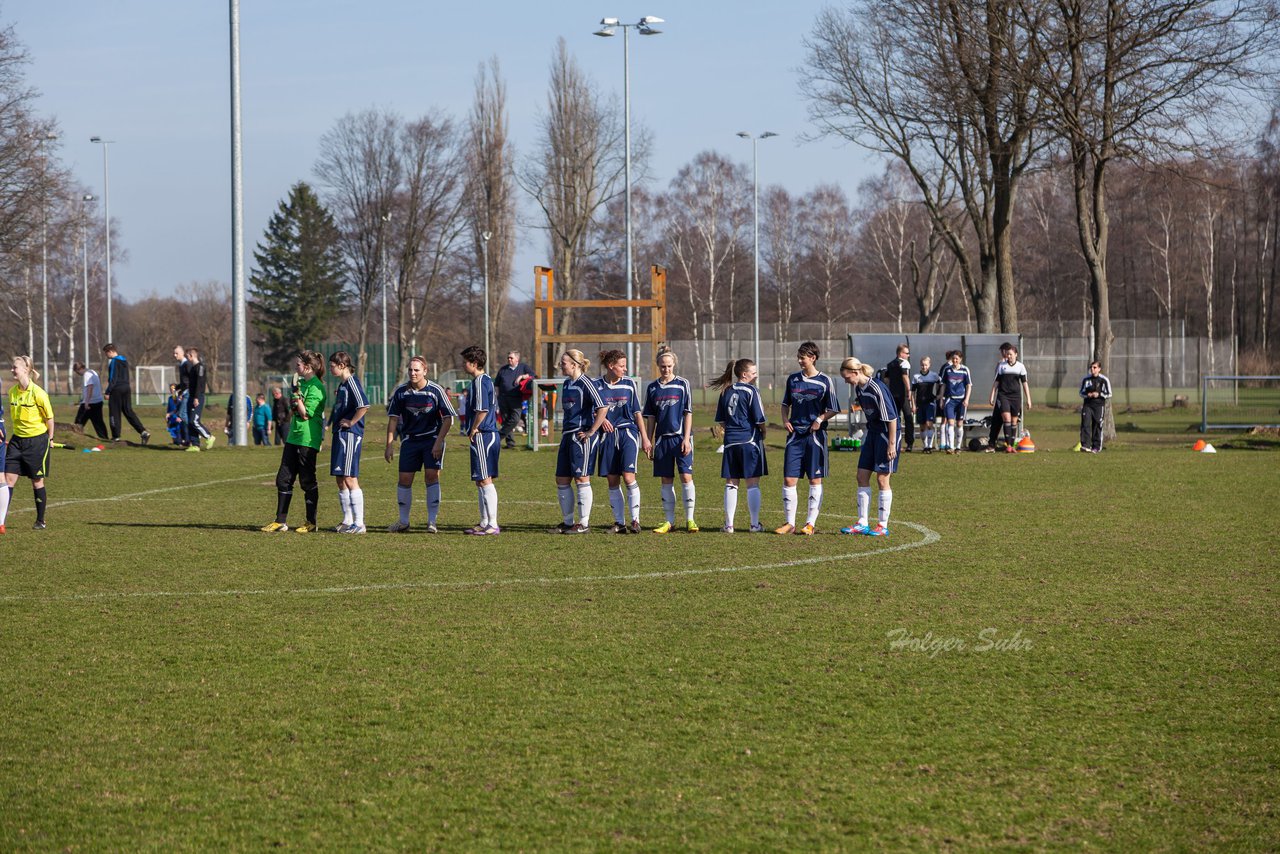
[381,211,392,402]
[481,231,492,365]
[89,136,114,342]
[594,15,663,369]
[81,194,95,364]
[737,131,777,371]
[35,131,56,384]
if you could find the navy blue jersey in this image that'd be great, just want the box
[715,382,766,445]
[464,373,498,433]
[939,364,971,400]
[562,374,606,433]
[912,371,943,408]
[995,361,1028,398]
[855,377,899,432]
[781,371,839,433]
[643,377,693,437]
[331,375,370,435]
[598,377,641,431]
[387,381,456,440]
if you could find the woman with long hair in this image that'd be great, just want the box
[262,350,327,533]
[778,341,839,535]
[551,349,609,534]
[328,351,371,533]
[1,355,55,531]
[643,348,697,533]
[594,349,652,534]
[711,358,767,533]
[839,357,899,536]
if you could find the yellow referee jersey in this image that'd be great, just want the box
[8,382,53,438]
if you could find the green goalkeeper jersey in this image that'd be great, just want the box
[286,376,327,450]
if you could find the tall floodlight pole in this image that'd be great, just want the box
[737,131,777,369]
[35,131,56,384]
[594,15,663,368]
[482,231,493,365]
[89,136,115,343]
[229,0,248,446]
[82,194,95,362]
[381,211,393,402]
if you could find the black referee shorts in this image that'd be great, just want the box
[4,433,51,479]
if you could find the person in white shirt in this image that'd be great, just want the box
[72,362,108,439]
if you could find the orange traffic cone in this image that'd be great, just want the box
[1016,434,1036,453]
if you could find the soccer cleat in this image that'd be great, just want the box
[1006,445,1017,453]
[864,525,889,537]
[0,524,5,535]
[260,521,289,533]
[463,526,483,535]
[425,524,438,534]
[203,435,217,451]
[33,520,46,530]
[749,523,764,533]
[685,520,700,533]
[548,522,573,534]
[721,525,735,533]
[629,520,642,534]
[608,522,629,534]
[140,430,151,446]
[342,525,367,534]
[475,525,501,536]
[653,521,673,534]
[333,524,349,533]
[294,523,317,533]
[798,523,816,536]
[840,523,870,535]
[562,523,589,534]
[387,520,411,533]
[774,523,795,535]
[185,445,202,453]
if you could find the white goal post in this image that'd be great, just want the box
[134,365,174,406]
[1201,375,1280,431]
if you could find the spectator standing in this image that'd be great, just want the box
[270,387,290,445]
[885,343,915,452]
[252,394,273,446]
[185,348,215,450]
[101,344,150,445]
[72,361,109,440]
[1079,361,1112,453]
[173,345,191,448]
[494,350,534,450]
[224,393,252,445]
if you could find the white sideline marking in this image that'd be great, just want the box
[10,472,277,512]
[0,521,940,603]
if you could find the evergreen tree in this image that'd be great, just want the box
[250,182,346,368]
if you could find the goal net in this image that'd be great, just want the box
[134,365,174,406]
[1201,375,1280,431]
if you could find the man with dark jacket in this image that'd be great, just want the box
[494,350,534,450]
[271,386,290,445]
[102,343,150,444]
[885,344,915,452]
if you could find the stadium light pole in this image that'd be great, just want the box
[89,136,115,343]
[482,231,492,368]
[381,210,393,401]
[594,15,663,369]
[737,131,776,370]
[35,131,57,385]
[81,194,95,363]
[228,0,249,447]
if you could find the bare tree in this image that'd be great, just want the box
[800,184,859,340]
[761,186,803,331]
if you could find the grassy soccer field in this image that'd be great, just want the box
[1,405,1277,849]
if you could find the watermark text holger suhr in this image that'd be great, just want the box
[886,628,1033,659]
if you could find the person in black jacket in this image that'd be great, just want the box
[1079,361,1112,453]
[101,344,150,444]
[185,347,215,450]
[884,344,915,451]
[271,386,290,445]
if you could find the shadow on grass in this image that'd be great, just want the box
[87,521,570,534]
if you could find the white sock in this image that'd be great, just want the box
[426,482,441,525]
[558,484,575,525]
[0,484,9,525]
[577,482,593,526]
[724,484,738,528]
[747,485,761,525]
[661,483,676,524]
[782,485,798,526]
[879,489,893,528]
[806,483,823,526]
[483,483,498,528]
[626,481,641,523]
[923,428,933,449]
[397,485,412,525]
[350,489,364,527]
[338,489,353,526]
[683,480,696,522]
[477,486,489,527]
[857,486,871,527]
[608,486,625,525]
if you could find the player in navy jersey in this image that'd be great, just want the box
[911,356,943,453]
[461,345,501,535]
[384,355,457,533]
[938,350,972,454]
[712,358,768,533]
[328,351,371,533]
[989,343,1032,452]
[778,341,839,535]
[643,348,698,533]
[551,349,610,534]
[594,349,652,534]
[1078,361,1112,452]
[839,357,900,537]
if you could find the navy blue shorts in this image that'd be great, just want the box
[858,428,901,474]
[597,428,641,476]
[469,431,500,481]
[556,432,598,479]
[918,402,937,423]
[399,436,444,473]
[783,429,829,479]
[652,434,693,478]
[721,440,767,480]
[943,400,966,421]
[330,430,363,477]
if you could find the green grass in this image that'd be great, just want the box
[1,405,1277,849]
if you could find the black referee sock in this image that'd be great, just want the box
[1004,423,1016,445]
[276,490,292,524]
[304,488,319,526]
[33,486,46,524]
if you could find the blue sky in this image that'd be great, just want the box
[8,0,877,301]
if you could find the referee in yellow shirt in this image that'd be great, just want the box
[3,355,55,531]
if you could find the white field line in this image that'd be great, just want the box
[0,520,940,603]
[10,472,277,512]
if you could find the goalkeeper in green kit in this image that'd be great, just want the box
[262,351,328,533]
